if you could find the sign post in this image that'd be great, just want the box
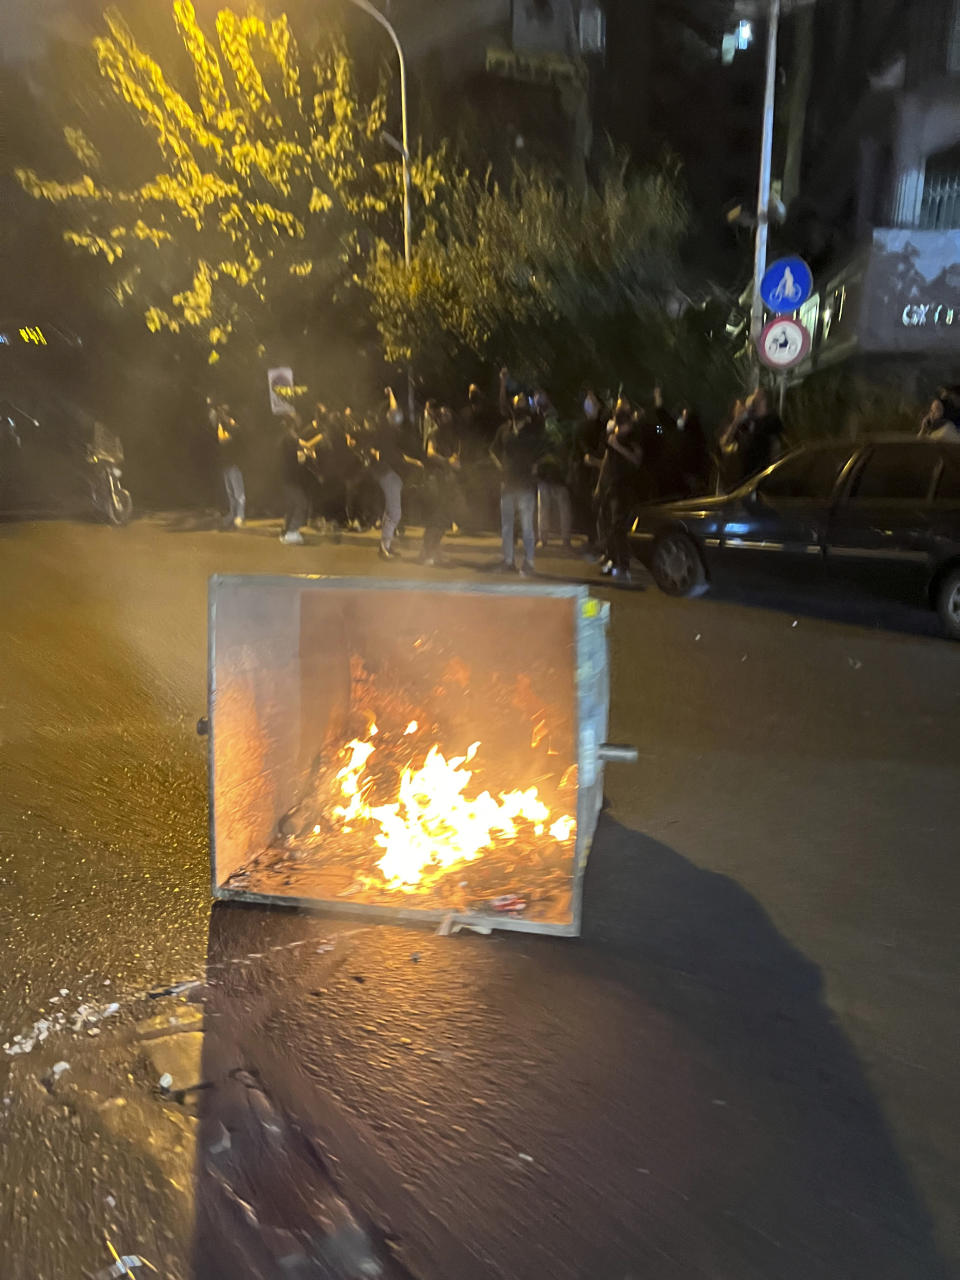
[757,317,811,370]
[760,256,813,315]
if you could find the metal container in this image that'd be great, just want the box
[208,576,613,936]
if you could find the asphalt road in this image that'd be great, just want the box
[1,516,958,1280]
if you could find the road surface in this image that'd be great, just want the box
[1,516,958,1279]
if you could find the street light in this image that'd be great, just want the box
[341,0,412,273]
[339,0,414,420]
[750,0,781,350]
[747,0,817,358]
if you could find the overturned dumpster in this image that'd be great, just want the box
[208,576,625,936]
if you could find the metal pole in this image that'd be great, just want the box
[343,0,415,420]
[751,0,781,357]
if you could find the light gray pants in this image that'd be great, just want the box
[378,470,402,549]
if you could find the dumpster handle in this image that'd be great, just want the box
[597,743,638,764]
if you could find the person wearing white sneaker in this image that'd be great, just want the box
[279,416,310,545]
[490,394,543,578]
[371,392,422,561]
[597,405,643,581]
[213,402,246,529]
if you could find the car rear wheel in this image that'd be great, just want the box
[650,531,708,598]
[936,566,960,641]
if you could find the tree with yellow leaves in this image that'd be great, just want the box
[17,1,398,364]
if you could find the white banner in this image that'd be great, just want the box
[267,367,296,417]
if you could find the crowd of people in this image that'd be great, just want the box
[206,369,791,581]
[208,372,959,581]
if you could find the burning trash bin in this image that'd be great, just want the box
[208,576,627,936]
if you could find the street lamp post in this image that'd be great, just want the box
[750,0,782,353]
[341,0,415,420]
[342,0,412,272]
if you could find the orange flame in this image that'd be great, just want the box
[328,729,575,893]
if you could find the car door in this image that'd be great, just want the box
[718,447,852,585]
[825,442,941,606]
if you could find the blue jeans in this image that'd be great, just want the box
[501,487,536,568]
[222,464,245,522]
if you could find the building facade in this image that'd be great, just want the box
[779,0,960,375]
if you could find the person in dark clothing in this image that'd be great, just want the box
[420,404,461,565]
[653,387,711,498]
[279,415,311,544]
[534,392,573,550]
[490,395,544,575]
[570,390,606,542]
[370,398,422,560]
[675,405,710,494]
[938,385,960,426]
[721,389,786,484]
[460,383,500,456]
[597,407,643,582]
[739,388,786,478]
[213,402,245,529]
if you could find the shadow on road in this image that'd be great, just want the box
[188,814,950,1280]
[704,582,943,640]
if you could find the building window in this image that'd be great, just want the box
[921,144,960,230]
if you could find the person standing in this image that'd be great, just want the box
[420,404,461,566]
[460,383,499,455]
[214,402,245,529]
[570,390,606,546]
[675,404,710,495]
[597,407,643,582]
[490,395,543,576]
[534,392,573,551]
[736,388,787,479]
[371,396,422,561]
[279,414,311,545]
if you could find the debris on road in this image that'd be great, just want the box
[147,979,204,1000]
[208,1121,232,1155]
[148,1030,207,1095]
[51,1060,70,1081]
[489,894,527,914]
[95,1239,158,1279]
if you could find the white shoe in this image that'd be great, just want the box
[280,531,304,545]
[600,559,614,576]
[233,516,244,529]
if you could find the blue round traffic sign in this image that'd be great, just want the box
[760,256,813,314]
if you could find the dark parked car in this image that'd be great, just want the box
[631,437,960,639]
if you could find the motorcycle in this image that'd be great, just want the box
[86,429,133,526]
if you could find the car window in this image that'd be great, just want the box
[757,449,849,501]
[848,445,939,502]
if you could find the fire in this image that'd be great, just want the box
[325,727,575,894]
